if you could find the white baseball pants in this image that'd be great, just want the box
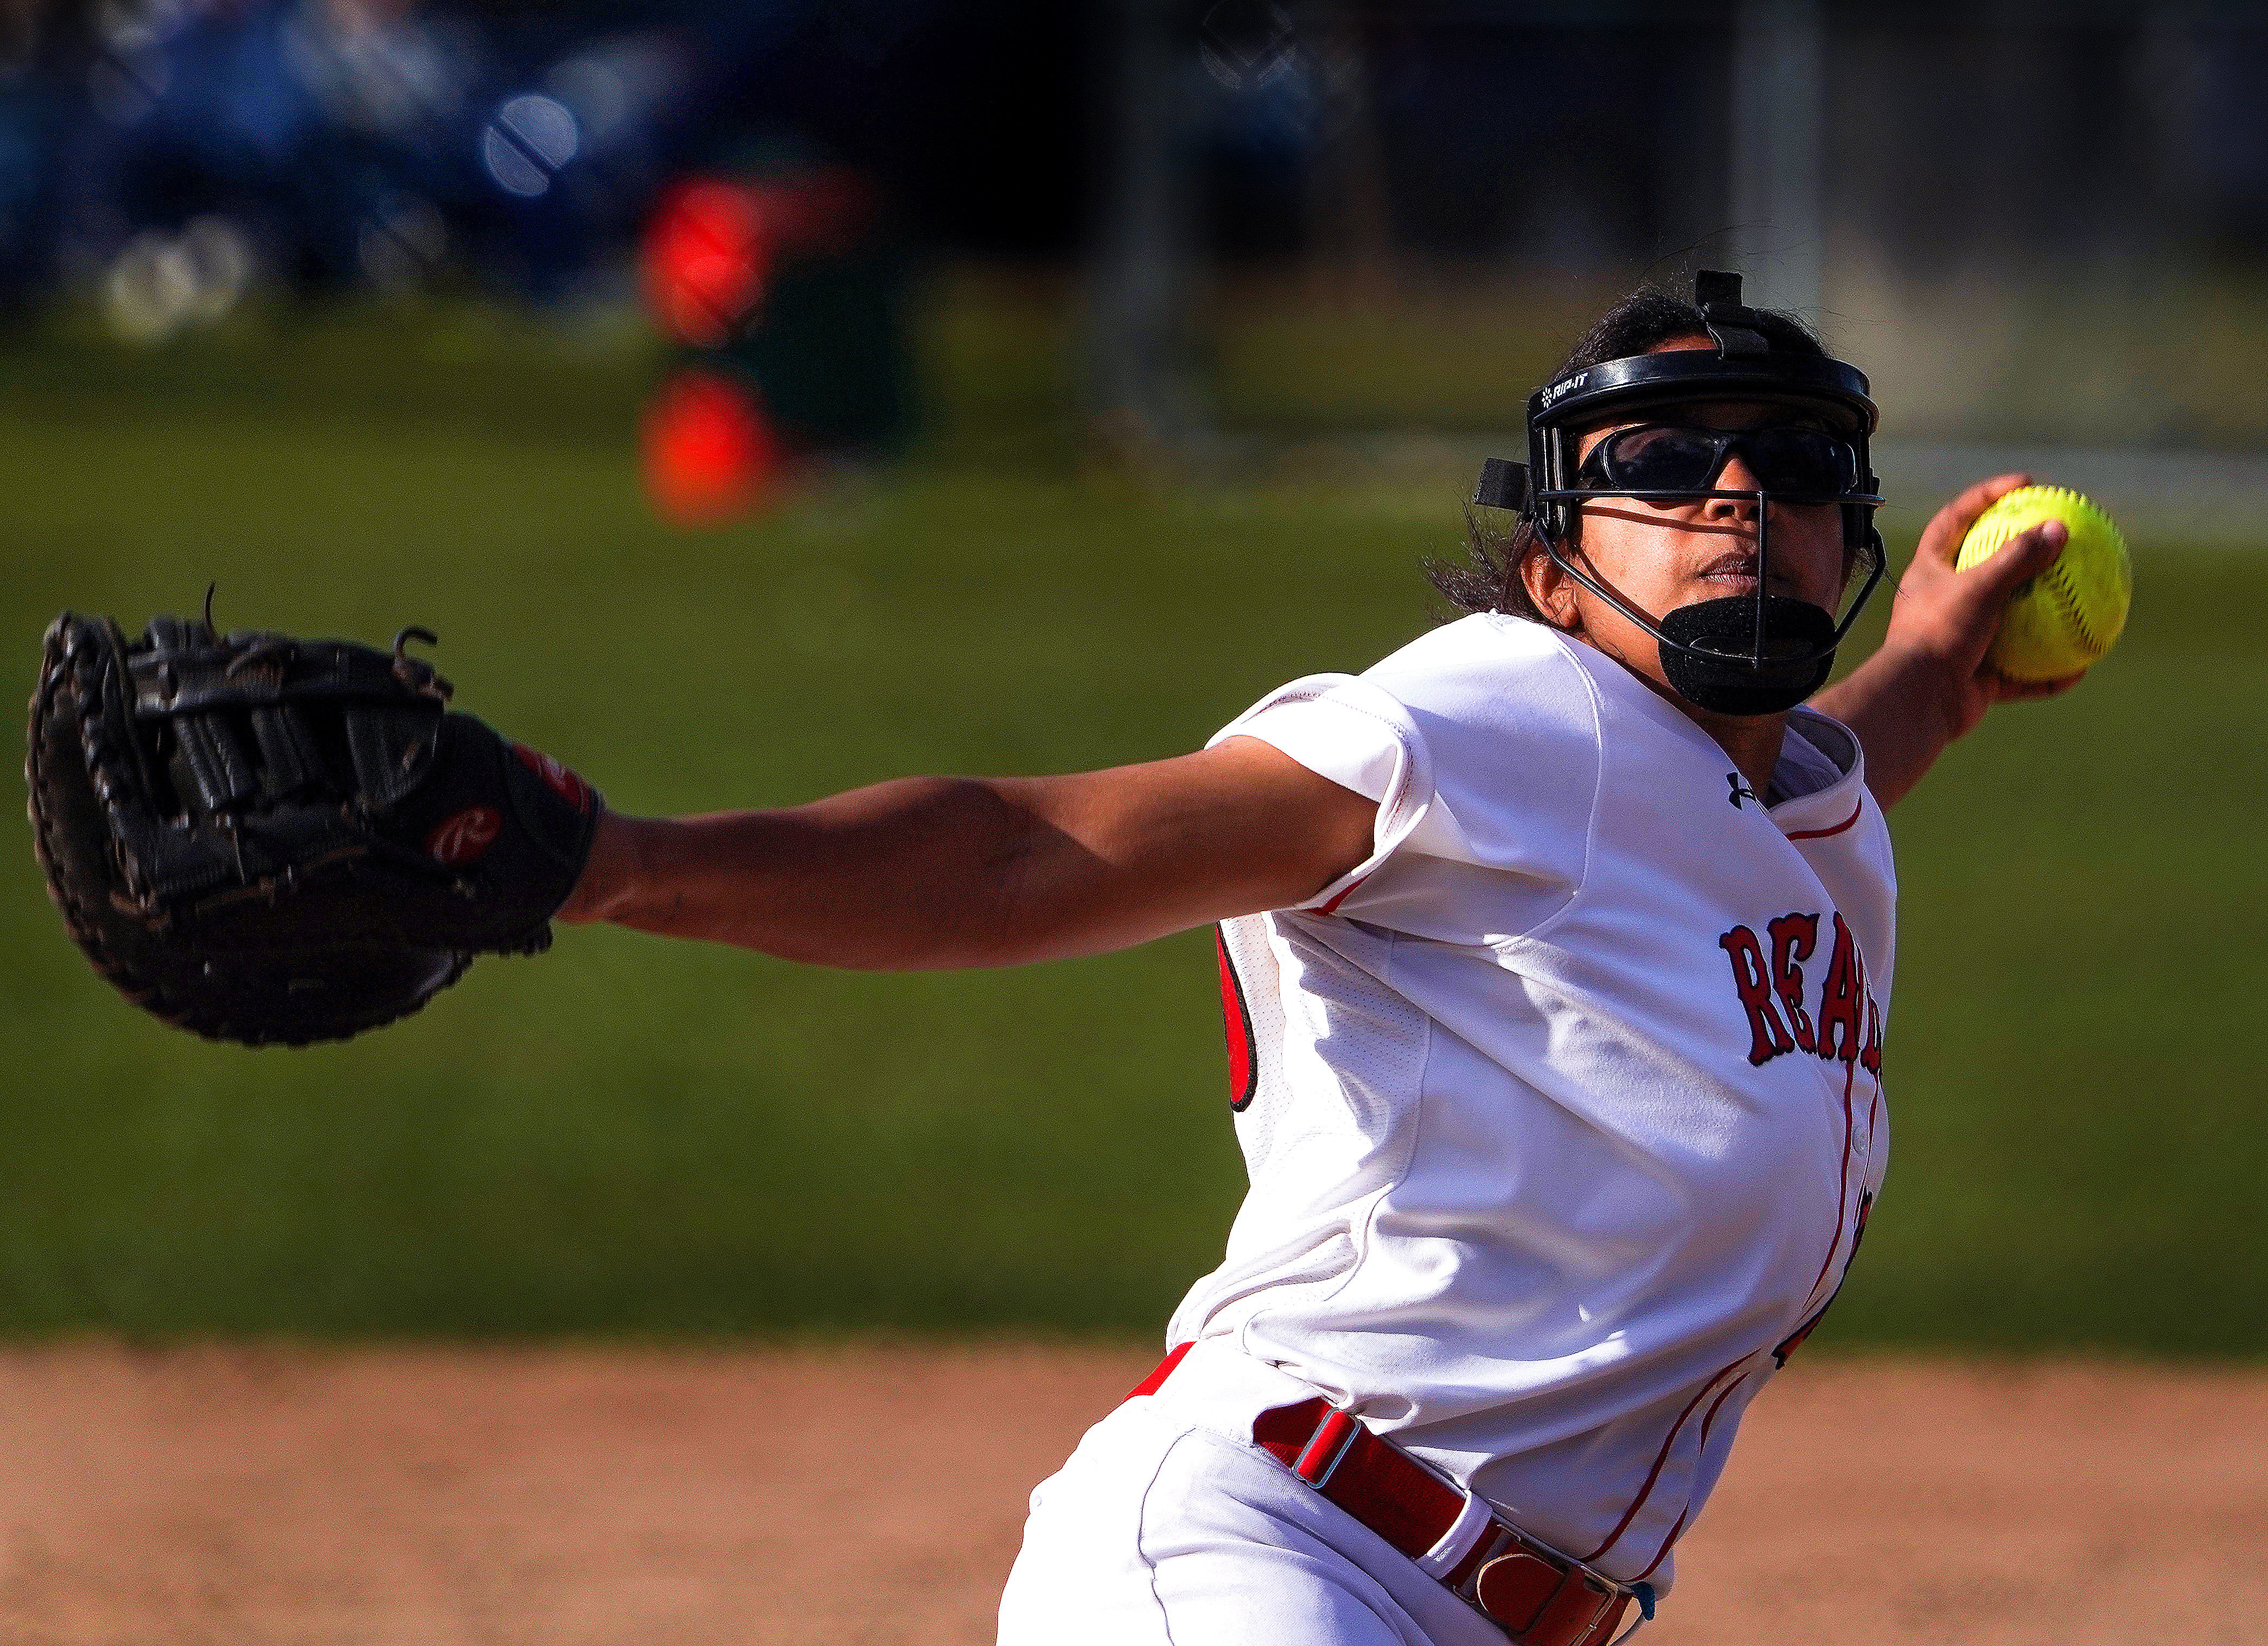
[997,1339,1506,1646]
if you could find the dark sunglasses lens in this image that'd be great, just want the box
[1587,426,1855,494]
[1594,426,1721,490]
[1742,430,1856,492]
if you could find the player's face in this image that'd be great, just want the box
[1522,350,1850,709]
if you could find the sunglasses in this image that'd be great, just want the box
[1574,423,1861,498]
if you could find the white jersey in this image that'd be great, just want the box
[1164,612,1894,1593]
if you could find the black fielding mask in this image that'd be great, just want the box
[1658,597,1838,717]
[1470,270,1890,723]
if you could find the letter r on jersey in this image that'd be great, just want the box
[1720,924,1797,1065]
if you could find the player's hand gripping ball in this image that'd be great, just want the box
[1955,485,2131,681]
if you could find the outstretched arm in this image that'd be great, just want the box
[1813,474,2084,808]
[555,736,1378,970]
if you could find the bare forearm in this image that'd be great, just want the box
[1812,648,1960,810]
[555,744,1377,970]
[562,778,1074,969]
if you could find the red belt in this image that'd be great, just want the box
[1133,1345,1646,1646]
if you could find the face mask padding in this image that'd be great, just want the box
[1657,596,1838,718]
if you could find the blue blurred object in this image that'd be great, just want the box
[12,0,980,316]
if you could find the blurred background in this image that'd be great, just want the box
[0,0,2261,1354]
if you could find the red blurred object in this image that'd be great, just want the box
[641,369,778,526]
[640,167,886,349]
[742,166,880,262]
[642,179,770,348]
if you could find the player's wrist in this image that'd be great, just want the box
[557,808,638,925]
[1867,619,1976,720]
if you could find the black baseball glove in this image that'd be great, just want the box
[24,610,601,1047]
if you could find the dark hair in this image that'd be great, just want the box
[1427,286,1828,620]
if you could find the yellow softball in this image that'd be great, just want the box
[1954,485,2131,681]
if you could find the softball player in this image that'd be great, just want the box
[557,273,2079,1645]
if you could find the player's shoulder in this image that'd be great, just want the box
[1329,613,1609,835]
[1357,612,1599,734]
[1364,610,1567,674]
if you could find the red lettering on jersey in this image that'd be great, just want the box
[1719,925,1796,1066]
[1215,927,1259,1112]
[1861,992,1883,1074]
[1766,913,1820,1055]
[1816,913,1867,1065]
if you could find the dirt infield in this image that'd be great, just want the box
[1,1345,2261,1646]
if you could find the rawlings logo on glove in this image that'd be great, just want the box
[426,807,506,866]
[24,611,602,1047]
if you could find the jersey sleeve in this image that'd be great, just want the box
[1209,673,1435,914]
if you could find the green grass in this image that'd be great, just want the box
[1836,546,2268,1355]
[0,303,2260,1352]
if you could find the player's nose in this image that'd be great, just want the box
[1715,450,1762,493]
[1705,451,1764,516]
